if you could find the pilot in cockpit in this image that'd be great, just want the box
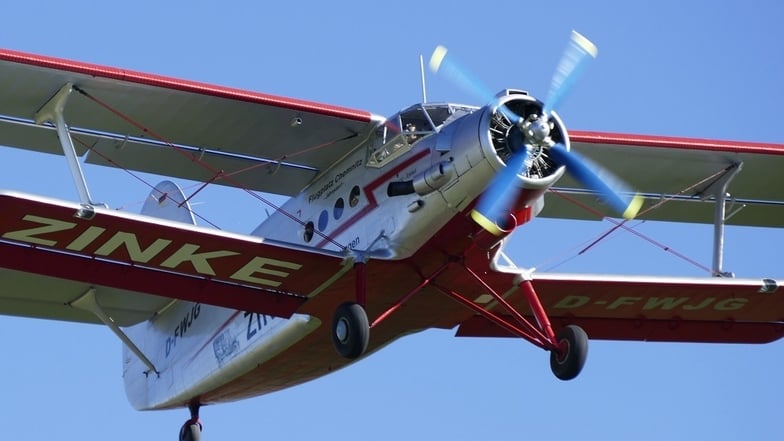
[404,122,418,143]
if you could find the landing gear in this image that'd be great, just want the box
[178,402,202,441]
[550,325,589,381]
[331,301,369,359]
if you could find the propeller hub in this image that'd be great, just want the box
[522,114,552,145]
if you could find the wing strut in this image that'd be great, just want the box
[34,83,104,211]
[434,266,562,351]
[70,288,159,376]
[702,162,743,277]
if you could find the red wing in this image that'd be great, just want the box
[455,268,783,344]
[0,48,382,196]
[0,191,350,326]
[541,131,784,227]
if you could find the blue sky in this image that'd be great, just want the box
[0,1,782,440]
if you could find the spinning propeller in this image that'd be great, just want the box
[430,31,642,235]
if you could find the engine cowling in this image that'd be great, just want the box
[475,90,569,231]
[422,90,570,239]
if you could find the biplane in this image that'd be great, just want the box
[0,32,781,440]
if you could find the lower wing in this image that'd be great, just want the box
[455,269,782,344]
[0,190,348,326]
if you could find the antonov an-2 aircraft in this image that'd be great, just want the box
[0,32,781,440]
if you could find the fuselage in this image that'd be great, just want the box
[123,93,568,410]
[252,102,486,258]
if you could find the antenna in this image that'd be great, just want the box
[419,55,427,103]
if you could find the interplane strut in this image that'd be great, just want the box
[34,83,104,210]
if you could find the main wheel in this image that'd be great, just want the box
[549,325,588,381]
[331,302,369,359]
[178,419,202,441]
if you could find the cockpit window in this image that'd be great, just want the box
[366,103,478,168]
[367,105,435,168]
[426,103,475,127]
[399,105,435,139]
[423,105,453,127]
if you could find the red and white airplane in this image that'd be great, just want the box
[0,33,781,440]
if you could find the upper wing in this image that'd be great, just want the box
[454,266,783,344]
[0,191,350,326]
[540,131,784,227]
[0,48,383,196]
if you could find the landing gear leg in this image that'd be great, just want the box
[549,325,589,381]
[178,402,202,441]
[519,278,589,380]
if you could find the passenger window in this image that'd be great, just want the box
[334,198,345,219]
[318,210,329,232]
[303,221,314,243]
[349,186,361,207]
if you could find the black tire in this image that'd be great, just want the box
[549,325,588,381]
[331,302,370,359]
[179,421,202,441]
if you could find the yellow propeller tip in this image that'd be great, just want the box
[429,45,448,73]
[571,30,598,58]
[470,209,505,236]
[622,194,644,220]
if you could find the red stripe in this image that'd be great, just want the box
[571,130,784,156]
[0,48,373,123]
[316,149,431,248]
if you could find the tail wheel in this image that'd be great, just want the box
[550,325,588,381]
[331,302,369,359]
[178,419,202,441]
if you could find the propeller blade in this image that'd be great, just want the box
[470,149,529,235]
[548,144,642,219]
[429,45,520,123]
[543,30,598,116]
[432,33,640,230]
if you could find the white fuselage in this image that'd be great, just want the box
[253,104,494,259]
[122,102,514,410]
[123,302,320,409]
